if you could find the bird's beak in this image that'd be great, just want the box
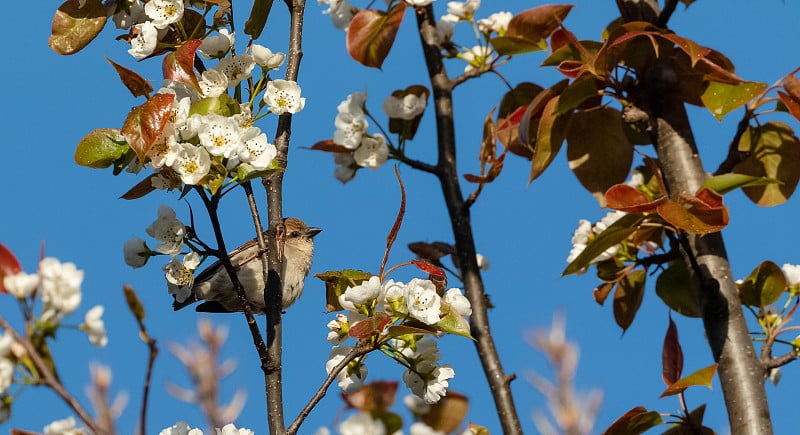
[306,227,322,238]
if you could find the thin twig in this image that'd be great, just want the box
[0,316,105,434]
[713,108,751,175]
[656,0,678,28]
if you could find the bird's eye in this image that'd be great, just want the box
[290,231,301,238]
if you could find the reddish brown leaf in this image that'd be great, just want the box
[408,242,455,266]
[605,184,665,213]
[602,406,663,435]
[349,312,392,338]
[422,391,469,433]
[529,96,568,184]
[309,139,351,153]
[163,40,202,93]
[0,243,23,294]
[412,260,447,278]
[778,91,800,123]
[506,5,574,44]
[122,93,176,163]
[557,60,585,78]
[613,269,646,332]
[655,190,729,235]
[120,173,162,200]
[49,0,107,55]
[343,381,398,412]
[662,316,684,386]
[497,106,531,158]
[660,33,709,66]
[593,282,614,306]
[346,4,407,69]
[783,74,800,101]
[106,57,153,98]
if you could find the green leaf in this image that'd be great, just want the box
[655,261,701,318]
[733,122,800,206]
[562,213,645,276]
[529,96,569,184]
[554,77,599,116]
[660,363,717,397]
[189,94,241,117]
[490,36,547,56]
[74,128,128,169]
[602,406,664,435]
[566,107,634,206]
[48,0,107,55]
[701,81,767,121]
[613,269,646,332]
[346,4,407,69]
[244,0,274,39]
[700,173,779,195]
[737,261,787,307]
[435,303,473,339]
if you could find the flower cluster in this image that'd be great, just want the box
[566,210,627,272]
[125,205,201,304]
[160,421,253,435]
[323,272,471,404]
[329,92,391,182]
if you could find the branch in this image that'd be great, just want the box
[656,0,678,28]
[286,344,372,435]
[0,316,106,435]
[713,109,751,175]
[642,60,773,434]
[413,6,523,434]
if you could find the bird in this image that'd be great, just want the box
[173,217,321,313]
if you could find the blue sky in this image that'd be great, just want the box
[4,0,800,433]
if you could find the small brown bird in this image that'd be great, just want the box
[173,217,321,313]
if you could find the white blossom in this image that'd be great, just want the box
[594,210,626,234]
[0,359,12,395]
[39,258,83,321]
[197,114,244,158]
[264,80,306,115]
[83,305,108,347]
[783,264,800,287]
[173,142,212,185]
[216,424,254,435]
[199,69,229,98]
[403,364,455,404]
[43,416,87,435]
[251,45,286,69]
[144,0,184,29]
[462,45,493,74]
[435,15,457,45]
[159,421,203,435]
[164,252,200,303]
[328,1,358,30]
[410,422,445,435]
[216,54,256,87]
[160,80,202,103]
[382,94,426,120]
[339,412,386,435]
[404,394,431,416]
[476,253,490,271]
[326,346,367,393]
[380,279,406,314]
[404,279,442,325]
[444,288,471,318]
[326,313,349,344]
[334,112,369,149]
[3,271,38,299]
[333,152,357,183]
[344,276,382,306]
[199,29,234,59]
[477,11,512,35]
[113,1,147,30]
[146,205,186,256]
[353,134,389,169]
[406,0,435,6]
[237,127,277,169]
[128,21,158,58]
[446,0,480,20]
[147,123,180,168]
[337,91,366,115]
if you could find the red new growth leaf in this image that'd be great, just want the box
[309,139,351,153]
[605,184,665,213]
[163,40,202,93]
[778,91,800,123]
[106,57,154,98]
[656,188,729,235]
[506,5,574,44]
[0,243,23,294]
[49,0,107,55]
[122,93,176,163]
[411,260,447,278]
[348,312,392,338]
[343,381,398,412]
[346,4,406,69]
[662,316,684,386]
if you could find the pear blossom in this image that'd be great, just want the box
[344,275,382,306]
[477,11,512,35]
[337,91,366,115]
[333,152,357,183]
[173,142,212,185]
[43,416,86,435]
[410,422,445,435]
[83,305,108,347]
[323,1,358,30]
[353,134,389,169]
[160,421,203,435]
[382,94,426,120]
[216,54,256,87]
[318,0,341,14]
[379,279,406,314]
[160,80,202,103]
[198,29,234,59]
[444,288,471,318]
[39,258,83,320]
[128,21,158,58]
[147,123,180,168]
[3,271,38,299]
[199,69,229,98]
[146,205,186,256]
[476,253,490,270]
[238,127,277,169]
[404,278,442,324]
[251,45,286,69]
[333,111,369,149]
[594,210,626,234]
[403,364,455,404]
[124,237,150,268]
[446,0,480,21]
[406,0,435,6]
[566,219,591,265]
[326,346,367,393]
[216,424,254,435]
[326,313,350,344]
[404,394,431,416]
[339,412,386,435]
[435,15,457,44]
[169,97,192,130]
[145,0,184,29]
[0,359,12,394]
[461,45,493,73]
[264,79,306,115]
[165,252,200,303]
[783,264,800,286]
[112,1,147,30]
[198,114,244,158]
